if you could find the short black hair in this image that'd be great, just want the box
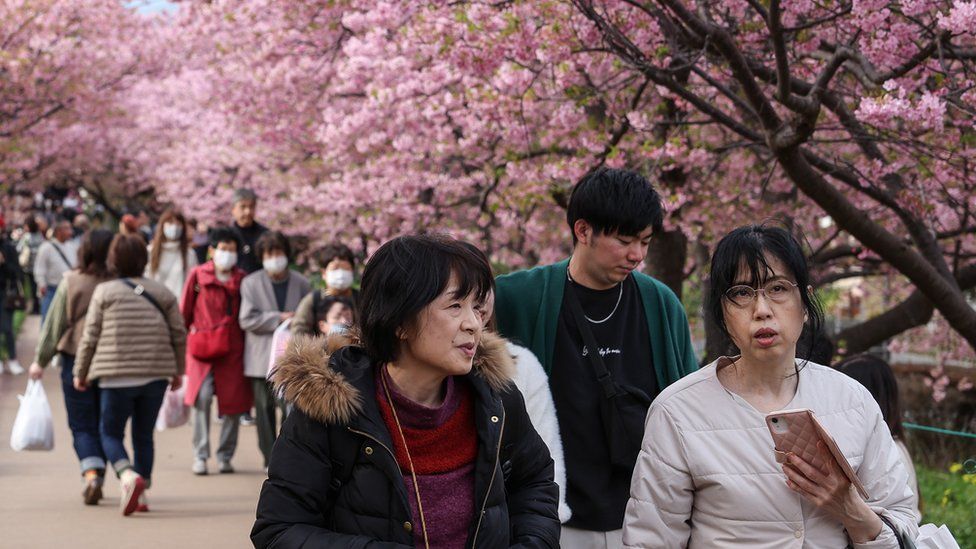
[256,231,291,262]
[566,167,664,245]
[359,234,493,364]
[705,224,824,355]
[314,295,355,323]
[836,354,903,439]
[797,325,835,366]
[317,242,356,269]
[208,226,241,250]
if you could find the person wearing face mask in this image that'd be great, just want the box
[145,208,197,299]
[239,231,311,470]
[314,295,355,337]
[180,227,253,476]
[291,242,359,337]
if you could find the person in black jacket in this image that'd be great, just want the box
[252,234,559,549]
[229,188,269,275]
[0,226,24,374]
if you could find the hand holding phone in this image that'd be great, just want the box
[765,408,869,499]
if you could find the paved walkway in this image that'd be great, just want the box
[0,315,266,548]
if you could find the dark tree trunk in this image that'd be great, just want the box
[644,228,688,299]
[834,264,976,355]
[694,240,732,364]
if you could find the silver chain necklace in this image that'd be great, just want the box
[567,269,624,324]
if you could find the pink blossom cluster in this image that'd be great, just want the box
[938,1,976,34]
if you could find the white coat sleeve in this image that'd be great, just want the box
[623,403,694,549]
[33,242,50,288]
[851,396,920,548]
[511,344,572,523]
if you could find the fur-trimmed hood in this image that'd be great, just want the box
[272,331,515,425]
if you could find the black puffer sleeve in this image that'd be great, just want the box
[250,408,407,549]
[500,387,560,548]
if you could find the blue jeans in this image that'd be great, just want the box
[39,284,58,324]
[59,355,106,474]
[99,380,167,483]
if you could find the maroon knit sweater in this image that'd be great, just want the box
[376,367,477,549]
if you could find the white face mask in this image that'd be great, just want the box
[213,250,238,271]
[325,269,354,290]
[329,323,349,336]
[263,256,288,275]
[162,223,183,241]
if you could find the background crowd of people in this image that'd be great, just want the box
[2,187,362,518]
[0,173,928,547]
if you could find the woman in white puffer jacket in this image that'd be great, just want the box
[624,225,918,548]
[145,208,197,299]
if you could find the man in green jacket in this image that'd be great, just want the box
[494,167,697,548]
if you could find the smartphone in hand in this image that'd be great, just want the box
[765,408,869,500]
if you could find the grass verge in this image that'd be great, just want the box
[917,463,976,547]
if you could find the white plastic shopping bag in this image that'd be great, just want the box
[155,376,189,431]
[9,379,54,451]
[267,318,292,380]
[915,523,960,549]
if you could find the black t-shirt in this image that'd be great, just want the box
[271,277,289,312]
[550,274,656,531]
[233,221,269,274]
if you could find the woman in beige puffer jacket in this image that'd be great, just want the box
[75,233,186,517]
[623,226,918,548]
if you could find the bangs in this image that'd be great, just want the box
[445,243,494,303]
[710,227,799,294]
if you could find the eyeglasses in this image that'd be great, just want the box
[724,280,799,308]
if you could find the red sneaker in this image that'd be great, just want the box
[119,472,145,516]
[136,493,149,513]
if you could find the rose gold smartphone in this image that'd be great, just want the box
[765,408,869,499]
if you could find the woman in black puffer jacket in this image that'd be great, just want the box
[252,234,559,549]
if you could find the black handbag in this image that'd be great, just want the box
[3,278,26,311]
[564,281,651,471]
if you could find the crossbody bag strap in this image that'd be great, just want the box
[563,281,617,400]
[121,278,175,347]
[51,242,73,269]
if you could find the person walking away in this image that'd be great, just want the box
[622,224,918,547]
[28,230,114,504]
[180,227,253,475]
[838,353,922,521]
[228,188,268,275]
[252,233,559,548]
[145,208,198,298]
[239,231,310,470]
[17,215,46,314]
[493,167,698,548]
[291,242,359,337]
[0,225,24,374]
[73,234,186,516]
[35,219,79,322]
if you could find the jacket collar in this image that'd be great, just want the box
[195,261,244,291]
[273,331,515,426]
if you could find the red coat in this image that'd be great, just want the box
[180,262,253,415]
